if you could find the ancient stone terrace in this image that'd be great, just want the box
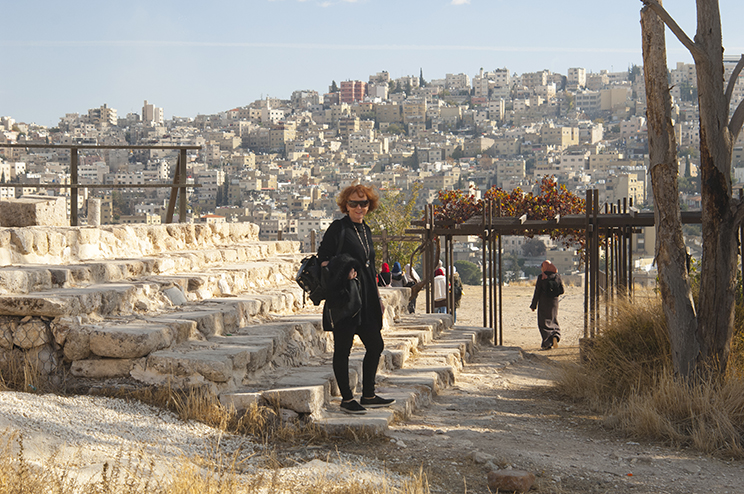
[0,221,504,433]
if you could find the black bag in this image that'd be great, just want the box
[546,278,563,297]
[296,255,323,295]
[295,224,346,304]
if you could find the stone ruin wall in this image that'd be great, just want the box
[0,221,307,385]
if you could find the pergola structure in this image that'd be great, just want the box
[408,190,707,346]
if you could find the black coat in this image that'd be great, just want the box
[530,272,564,332]
[317,216,382,332]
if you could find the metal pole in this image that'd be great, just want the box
[70,147,78,226]
[498,200,503,346]
[179,147,187,222]
[482,200,488,330]
[584,190,591,339]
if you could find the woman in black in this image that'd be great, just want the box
[318,184,395,414]
[530,260,564,350]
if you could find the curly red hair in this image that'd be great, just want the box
[336,183,380,214]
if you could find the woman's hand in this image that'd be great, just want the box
[348,268,357,280]
[321,261,329,267]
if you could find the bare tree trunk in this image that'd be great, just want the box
[693,0,737,373]
[642,0,741,375]
[641,1,699,377]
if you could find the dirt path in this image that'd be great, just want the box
[340,283,744,493]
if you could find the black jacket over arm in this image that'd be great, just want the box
[317,215,382,332]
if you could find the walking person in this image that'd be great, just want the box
[318,184,395,414]
[530,260,564,350]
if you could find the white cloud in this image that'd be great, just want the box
[451,0,470,5]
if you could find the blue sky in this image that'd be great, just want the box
[3,0,744,127]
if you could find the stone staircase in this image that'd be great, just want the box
[0,222,511,434]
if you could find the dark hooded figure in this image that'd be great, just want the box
[530,260,564,350]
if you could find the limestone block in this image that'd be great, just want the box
[89,325,170,359]
[77,243,102,261]
[10,229,34,255]
[0,230,10,248]
[145,350,236,383]
[47,231,67,257]
[0,248,11,267]
[62,326,91,361]
[31,229,49,256]
[147,225,168,252]
[163,286,187,306]
[165,224,185,243]
[261,386,325,415]
[71,358,135,378]
[0,270,29,294]
[77,227,101,245]
[13,319,50,349]
[219,391,262,411]
[0,196,67,227]
[97,231,119,257]
[50,315,79,346]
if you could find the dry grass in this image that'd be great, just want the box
[0,429,430,494]
[557,294,744,458]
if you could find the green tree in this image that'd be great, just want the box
[451,146,464,160]
[367,183,423,272]
[454,260,481,285]
[522,238,547,257]
[419,68,427,88]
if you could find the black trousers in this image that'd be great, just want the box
[332,324,384,401]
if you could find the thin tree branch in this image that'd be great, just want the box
[730,98,744,145]
[641,1,705,61]
[724,55,744,108]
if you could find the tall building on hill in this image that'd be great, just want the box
[340,80,367,104]
[142,100,164,126]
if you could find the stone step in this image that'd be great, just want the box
[0,282,161,317]
[214,315,502,435]
[0,249,304,296]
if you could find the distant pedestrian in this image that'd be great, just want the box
[390,262,406,287]
[378,262,391,287]
[530,260,564,350]
[404,263,420,313]
[452,267,463,324]
[433,266,447,314]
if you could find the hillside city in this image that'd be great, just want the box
[2,62,742,276]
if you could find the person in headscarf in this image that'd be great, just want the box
[433,266,447,314]
[390,262,406,287]
[378,262,391,287]
[404,263,420,313]
[529,260,564,350]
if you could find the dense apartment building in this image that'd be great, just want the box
[340,80,367,104]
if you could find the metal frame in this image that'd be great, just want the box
[0,143,201,225]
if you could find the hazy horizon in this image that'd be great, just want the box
[3,0,744,127]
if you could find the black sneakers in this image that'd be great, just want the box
[340,399,367,414]
[360,395,396,408]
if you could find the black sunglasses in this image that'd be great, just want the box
[348,200,369,209]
